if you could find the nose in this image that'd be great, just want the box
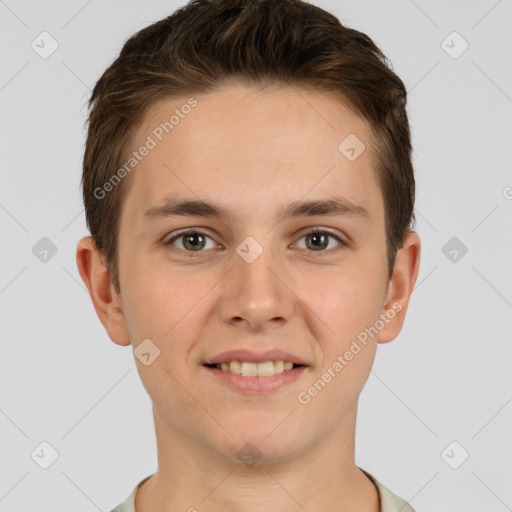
[219,239,294,331]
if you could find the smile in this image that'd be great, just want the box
[203,362,308,394]
[205,360,303,377]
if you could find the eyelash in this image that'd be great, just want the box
[163,228,348,255]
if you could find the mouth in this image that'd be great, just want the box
[202,359,309,394]
[202,349,310,393]
[203,360,306,377]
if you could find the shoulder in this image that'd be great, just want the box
[109,475,153,512]
[360,468,416,512]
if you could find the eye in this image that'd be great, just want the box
[295,228,347,252]
[163,228,348,254]
[164,230,217,252]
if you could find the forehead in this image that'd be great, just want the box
[121,83,383,227]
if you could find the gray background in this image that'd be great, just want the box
[1,0,511,510]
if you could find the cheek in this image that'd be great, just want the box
[121,262,186,341]
[314,267,385,337]
[307,269,383,391]
[122,260,219,358]
[305,278,381,412]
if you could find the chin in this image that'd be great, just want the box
[208,420,308,466]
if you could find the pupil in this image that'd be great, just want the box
[308,233,327,250]
[185,233,204,251]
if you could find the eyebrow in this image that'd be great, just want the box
[142,195,371,223]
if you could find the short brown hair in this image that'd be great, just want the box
[81,0,416,294]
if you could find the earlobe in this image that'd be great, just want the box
[377,231,421,344]
[75,236,131,346]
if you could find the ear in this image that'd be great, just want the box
[76,236,131,346]
[377,231,421,344]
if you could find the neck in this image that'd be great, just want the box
[135,404,380,512]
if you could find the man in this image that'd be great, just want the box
[76,1,421,510]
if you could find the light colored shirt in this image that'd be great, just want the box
[110,468,415,511]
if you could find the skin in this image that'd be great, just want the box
[77,82,420,512]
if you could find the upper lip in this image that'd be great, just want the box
[204,349,309,366]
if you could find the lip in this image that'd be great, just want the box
[203,348,309,366]
[203,364,308,394]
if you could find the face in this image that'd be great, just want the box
[79,82,419,464]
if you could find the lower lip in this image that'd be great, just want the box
[204,365,308,394]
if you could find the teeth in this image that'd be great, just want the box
[274,360,284,373]
[255,361,274,377]
[241,361,258,377]
[230,361,242,374]
[214,360,298,377]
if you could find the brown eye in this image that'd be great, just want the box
[305,232,329,251]
[182,232,206,251]
[296,229,346,252]
[165,231,216,252]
